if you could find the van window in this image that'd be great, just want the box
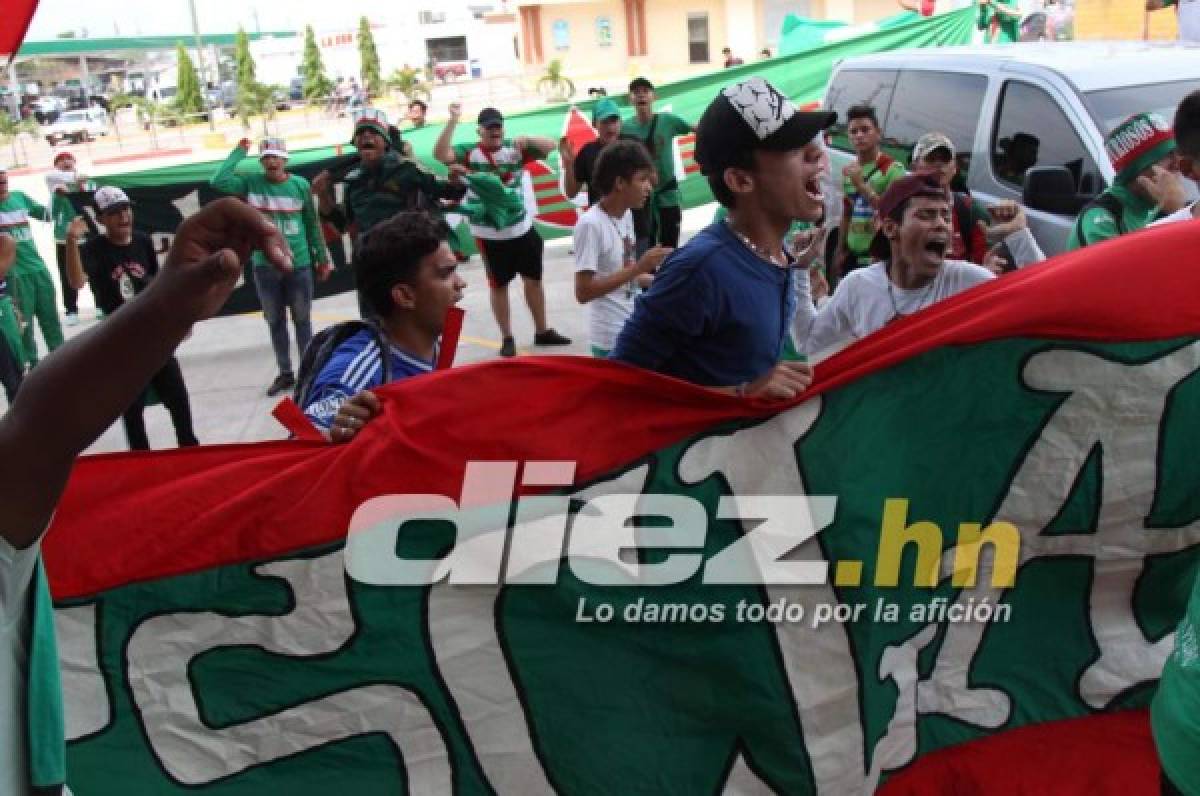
[991,80,1102,195]
[824,69,898,154]
[884,71,987,175]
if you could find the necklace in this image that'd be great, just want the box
[725,220,787,268]
[886,267,938,320]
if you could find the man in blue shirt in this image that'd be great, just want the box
[612,78,834,401]
[303,211,465,441]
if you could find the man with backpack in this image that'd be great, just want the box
[910,132,1044,270]
[299,211,465,442]
[1067,112,1187,250]
[833,105,906,285]
[623,77,694,256]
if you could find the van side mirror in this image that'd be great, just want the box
[1023,166,1089,215]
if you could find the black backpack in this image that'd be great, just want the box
[294,320,392,410]
[1071,192,1127,248]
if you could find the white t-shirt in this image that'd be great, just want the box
[1174,0,1200,43]
[806,260,994,357]
[1,536,40,796]
[573,204,638,352]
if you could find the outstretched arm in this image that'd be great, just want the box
[0,199,292,550]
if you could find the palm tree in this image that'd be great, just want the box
[537,60,576,102]
[386,67,431,105]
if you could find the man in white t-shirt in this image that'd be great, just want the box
[1146,0,1200,43]
[572,140,672,357]
[0,199,289,795]
[806,173,995,357]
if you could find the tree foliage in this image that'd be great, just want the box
[174,43,205,116]
[301,25,332,100]
[357,17,382,97]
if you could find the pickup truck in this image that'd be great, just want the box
[43,107,109,145]
[823,43,1200,256]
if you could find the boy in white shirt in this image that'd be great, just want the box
[572,140,672,357]
[806,173,995,358]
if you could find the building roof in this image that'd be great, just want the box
[17,31,297,58]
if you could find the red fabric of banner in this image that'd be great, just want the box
[879,709,1161,794]
[42,218,1200,600]
[1,1,38,58]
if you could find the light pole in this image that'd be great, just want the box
[187,0,216,131]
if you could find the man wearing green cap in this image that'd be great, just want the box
[559,98,637,201]
[1067,112,1188,251]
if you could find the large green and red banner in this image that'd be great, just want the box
[43,219,1200,793]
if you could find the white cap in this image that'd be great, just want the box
[94,186,131,213]
[260,137,288,159]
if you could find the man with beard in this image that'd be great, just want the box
[612,77,831,401]
[64,187,200,450]
[806,173,995,357]
[434,103,571,357]
[211,137,332,396]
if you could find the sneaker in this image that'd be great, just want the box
[64,312,79,327]
[533,329,572,346]
[499,336,517,358]
[266,372,296,396]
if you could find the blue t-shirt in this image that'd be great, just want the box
[303,328,437,431]
[611,221,797,387]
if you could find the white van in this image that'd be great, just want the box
[822,43,1200,255]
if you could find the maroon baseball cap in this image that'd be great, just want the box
[868,172,951,261]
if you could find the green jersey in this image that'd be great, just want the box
[210,147,329,269]
[622,112,693,208]
[0,192,52,276]
[842,153,906,262]
[978,0,1020,43]
[1152,569,1200,796]
[1066,183,1160,251]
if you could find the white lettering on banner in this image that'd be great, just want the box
[55,604,111,741]
[422,465,652,794]
[674,400,873,796]
[921,343,1200,724]
[125,551,451,789]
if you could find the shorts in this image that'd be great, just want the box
[477,228,544,288]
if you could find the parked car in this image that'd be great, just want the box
[43,107,108,145]
[288,77,305,102]
[822,42,1200,257]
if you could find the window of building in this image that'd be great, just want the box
[596,16,613,47]
[552,20,570,50]
[824,69,898,155]
[418,11,447,25]
[884,70,987,179]
[426,36,469,63]
[688,13,710,64]
[991,80,1101,194]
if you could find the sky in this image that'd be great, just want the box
[25,0,422,40]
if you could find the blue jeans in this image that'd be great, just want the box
[253,266,314,376]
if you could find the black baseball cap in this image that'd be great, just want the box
[628,77,654,93]
[477,107,504,127]
[867,172,951,260]
[694,77,836,177]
